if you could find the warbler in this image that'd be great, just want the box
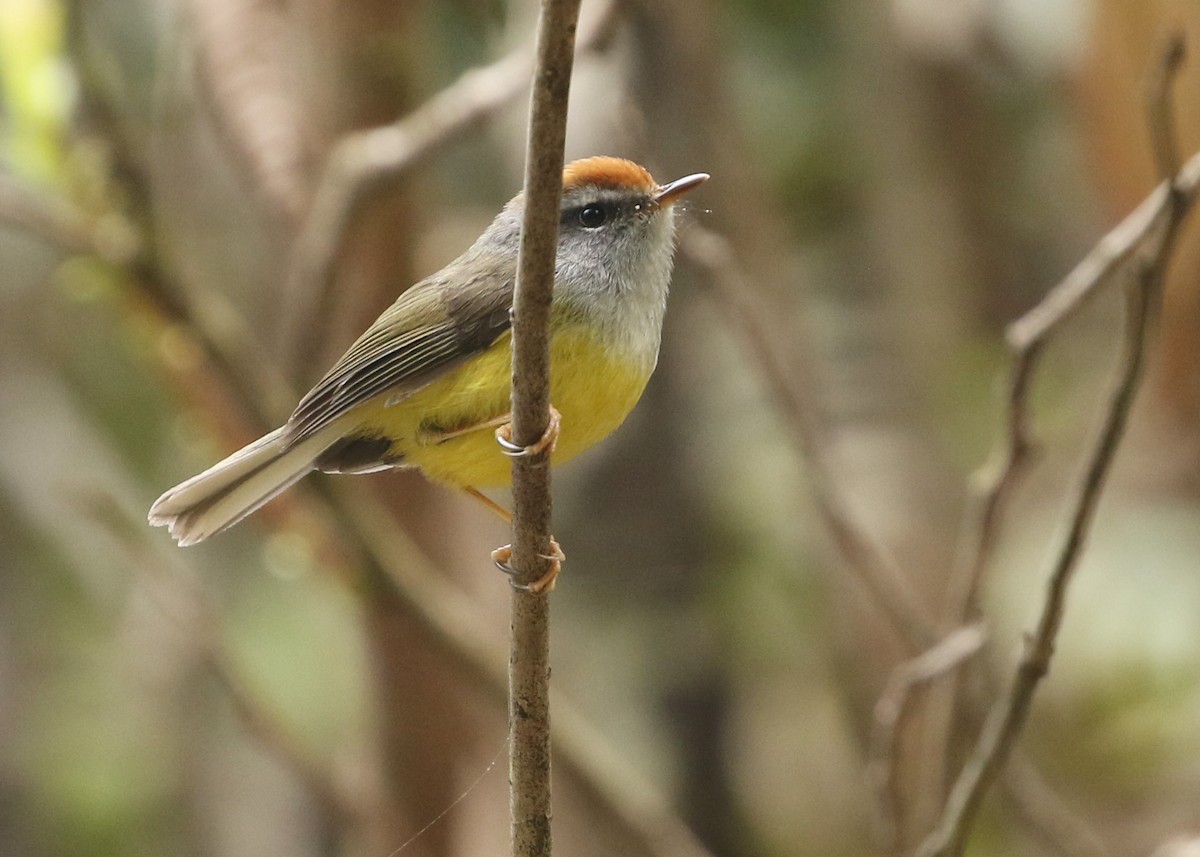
[149,156,708,563]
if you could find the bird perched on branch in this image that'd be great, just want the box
[149,156,708,589]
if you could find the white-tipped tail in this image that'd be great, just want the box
[148,426,339,546]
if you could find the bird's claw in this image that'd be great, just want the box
[496,406,561,459]
[491,538,565,593]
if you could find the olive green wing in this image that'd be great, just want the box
[284,261,514,445]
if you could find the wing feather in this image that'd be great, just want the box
[284,253,514,444]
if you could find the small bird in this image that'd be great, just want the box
[149,157,708,587]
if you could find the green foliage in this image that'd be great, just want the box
[0,0,70,180]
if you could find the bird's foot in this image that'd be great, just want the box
[495,405,561,459]
[491,537,565,593]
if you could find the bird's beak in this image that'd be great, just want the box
[653,172,710,208]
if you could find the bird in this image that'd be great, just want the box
[149,156,709,589]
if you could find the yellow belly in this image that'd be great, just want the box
[345,326,652,487]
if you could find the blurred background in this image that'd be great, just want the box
[1,0,1198,855]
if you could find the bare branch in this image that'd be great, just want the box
[1004,173,1186,353]
[923,39,1198,837]
[277,0,616,378]
[678,226,1106,854]
[0,173,140,265]
[189,0,309,222]
[868,624,986,854]
[677,224,1102,852]
[506,2,583,855]
[915,50,1198,856]
[919,278,1158,857]
[1001,755,1112,857]
[1146,33,1187,184]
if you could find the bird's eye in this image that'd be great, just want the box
[578,204,608,229]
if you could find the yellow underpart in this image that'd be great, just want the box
[343,325,652,487]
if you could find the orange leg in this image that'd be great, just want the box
[463,486,512,523]
[427,414,511,444]
[463,487,565,592]
[430,405,561,458]
[450,406,564,592]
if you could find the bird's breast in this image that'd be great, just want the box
[358,323,656,487]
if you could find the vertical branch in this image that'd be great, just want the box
[508,2,582,856]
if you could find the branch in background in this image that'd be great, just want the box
[867,624,985,855]
[680,226,938,652]
[0,173,288,426]
[189,0,310,223]
[919,176,1182,837]
[917,241,1166,857]
[948,32,1188,625]
[277,0,616,379]
[1002,755,1112,857]
[507,1,583,854]
[916,38,1197,857]
[920,37,1195,839]
[0,173,140,265]
[679,206,1117,857]
[945,151,1193,627]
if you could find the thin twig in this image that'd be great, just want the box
[0,173,140,265]
[915,42,1196,856]
[679,226,1099,852]
[507,2,583,856]
[867,624,986,854]
[947,50,1194,622]
[675,142,1190,857]
[1147,34,1187,185]
[1001,755,1111,857]
[277,0,616,379]
[922,36,1196,835]
[917,265,1163,857]
[680,226,938,651]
